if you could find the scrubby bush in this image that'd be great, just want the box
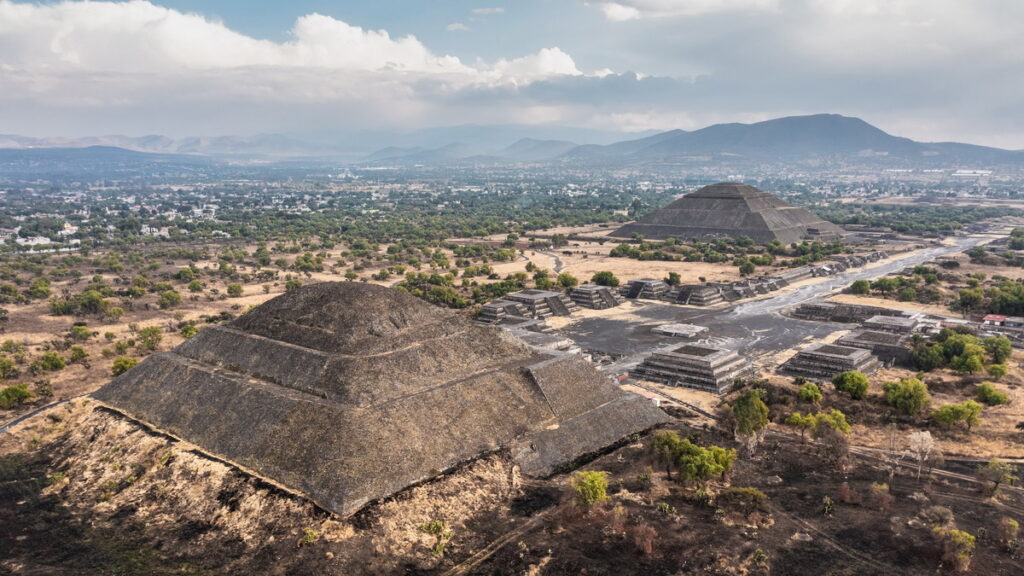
[571,470,609,507]
[976,382,1008,406]
[931,401,983,431]
[0,384,32,409]
[882,377,931,415]
[136,326,163,352]
[717,487,768,517]
[37,351,66,371]
[934,527,976,572]
[986,363,1008,380]
[111,356,138,376]
[158,290,182,309]
[832,370,869,400]
[797,382,823,405]
[591,271,620,287]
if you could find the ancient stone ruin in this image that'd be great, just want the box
[791,302,906,323]
[570,284,626,309]
[476,299,531,324]
[837,329,911,365]
[632,344,754,394]
[504,289,579,318]
[863,314,919,334]
[94,283,668,517]
[620,278,670,300]
[779,342,882,379]
[611,182,844,244]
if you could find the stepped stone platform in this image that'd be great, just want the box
[504,289,579,318]
[94,283,668,517]
[838,329,911,364]
[621,278,670,300]
[779,343,882,380]
[632,344,754,394]
[477,299,530,324]
[570,284,626,309]
[863,314,919,334]
[791,302,905,323]
[672,284,725,306]
[611,182,844,244]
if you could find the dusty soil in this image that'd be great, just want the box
[3,397,1023,575]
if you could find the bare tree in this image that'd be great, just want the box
[906,430,936,481]
[880,425,907,492]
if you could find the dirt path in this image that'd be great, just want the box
[442,512,550,576]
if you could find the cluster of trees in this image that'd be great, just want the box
[783,409,851,443]
[818,204,1017,236]
[955,275,1024,316]
[848,265,942,304]
[651,430,736,487]
[910,329,1010,376]
[609,236,846,276]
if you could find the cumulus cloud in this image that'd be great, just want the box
[446,22,470,32]
[470,7,505,15]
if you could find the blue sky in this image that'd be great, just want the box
[1,0,1022,148]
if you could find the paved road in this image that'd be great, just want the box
[565,235,990,375]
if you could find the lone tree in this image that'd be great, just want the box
[977,460,1018,496]
[571,470,609,507]
[732,389,769,454]
[833,370,869,400]
[784,412,816,443]
[906,430,937,480]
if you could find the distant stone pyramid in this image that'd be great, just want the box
[612,182,844,245]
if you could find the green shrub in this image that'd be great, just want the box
[111,356,139,376]
[833,371,869,400]
[797,382,823,404]
[976,382,1008,406]
[882,377,931,415]
[0,384,33,409]
[590,271,620,287]
[38,351,66,371]
[158,290,182,309]
[931,400,983,431]
[571,470,609,506]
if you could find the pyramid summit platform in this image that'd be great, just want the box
[612,182,844,245]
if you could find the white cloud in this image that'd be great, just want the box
[594,0,778,21]
[491,48,582,83]
[470,7,505,15]
[446,22,470,32]
[0,1,592,83]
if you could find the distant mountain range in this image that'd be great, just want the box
[2,115,1021,168]
[359,114,1024,167]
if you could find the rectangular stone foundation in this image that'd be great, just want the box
[505,289,580,318]
[570,284,626,309]
[837,329,911,364]
[779,342,882,380]
[632,344,754,394]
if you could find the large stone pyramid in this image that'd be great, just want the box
[94,282,667,516]
[613,182,843,244]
